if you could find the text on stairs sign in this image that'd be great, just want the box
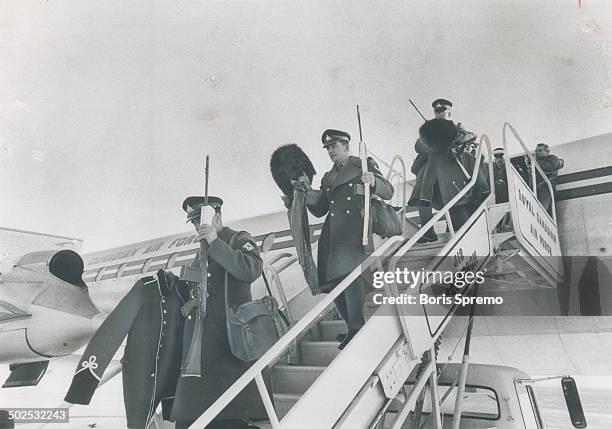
[508,166,563,279]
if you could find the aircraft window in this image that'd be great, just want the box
[142,258,153,274]
[166,253,178,269]
[95,267,105,282]
[116,263,127,278]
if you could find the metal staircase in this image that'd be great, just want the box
[188,124,564,429]
[485,123,564,290]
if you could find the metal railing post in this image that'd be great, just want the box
[429,349,443,429]
[255,372,281,428]
[444,211,455,238]
[385,155,408,237]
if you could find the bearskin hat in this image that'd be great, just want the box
[419,118,458,152]
[270,144,317,197]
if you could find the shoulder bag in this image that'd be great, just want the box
[225,233,287,361]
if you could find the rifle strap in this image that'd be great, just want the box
[262,270,291,327]
[262,272,275,297]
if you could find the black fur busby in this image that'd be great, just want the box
[419,119,458,152]
[270,144,317,197]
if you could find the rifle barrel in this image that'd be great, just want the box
[409,99,427,122]
[357,105,363,142]
[204,155,210,206]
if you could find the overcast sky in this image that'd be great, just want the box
[2,0,612,252]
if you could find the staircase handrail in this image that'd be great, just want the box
[502,122,557,222]
[265,252,294,267]
[385,155,408,236]
[370,150,406,179]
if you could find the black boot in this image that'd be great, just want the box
[417,205,438,243]
[417,229,438,243]
[338,328,360,350]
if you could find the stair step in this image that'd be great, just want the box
[299,341,340,366]
[273,365,325,395]
[318,320,347,341]
[401,242,447,258]
[320,308,341,322]
[273,392,301,419]
[393,257,437,271]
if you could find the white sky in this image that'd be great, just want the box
[2,0,612,252]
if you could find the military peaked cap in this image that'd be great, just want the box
[182,196,223,222]
[321,129,351,148]
[432,98,453,108]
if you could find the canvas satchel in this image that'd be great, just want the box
[225,233,286,361]
[371,197,402,238]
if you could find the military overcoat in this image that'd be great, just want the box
[307,156,394,290]
[409,122,488,210]
[171,226,270,423]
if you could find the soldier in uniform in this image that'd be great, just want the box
[492,147,509,204]
[294,129,394,349]
[535,143,565,212]
[172,196,267,429]
[408,99,487,242]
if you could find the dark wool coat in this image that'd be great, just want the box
[171,226,269,423]
[307,156,394,290]
[409,120,488,210]
[64,273,187,429]
[536,154,564,182]
[534,155,564,215]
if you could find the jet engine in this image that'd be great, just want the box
[0,250,102,385]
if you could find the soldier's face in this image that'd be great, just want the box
[326,142,350,164]
[433,106,451,119]
[535,146,548,159]
[190,206,223,231]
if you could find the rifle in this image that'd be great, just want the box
[409,98,427,122]
[356,105,370,250]
[180,155,210,378]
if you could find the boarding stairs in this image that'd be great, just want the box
[184,124,565,429]
[484,123,564,290]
